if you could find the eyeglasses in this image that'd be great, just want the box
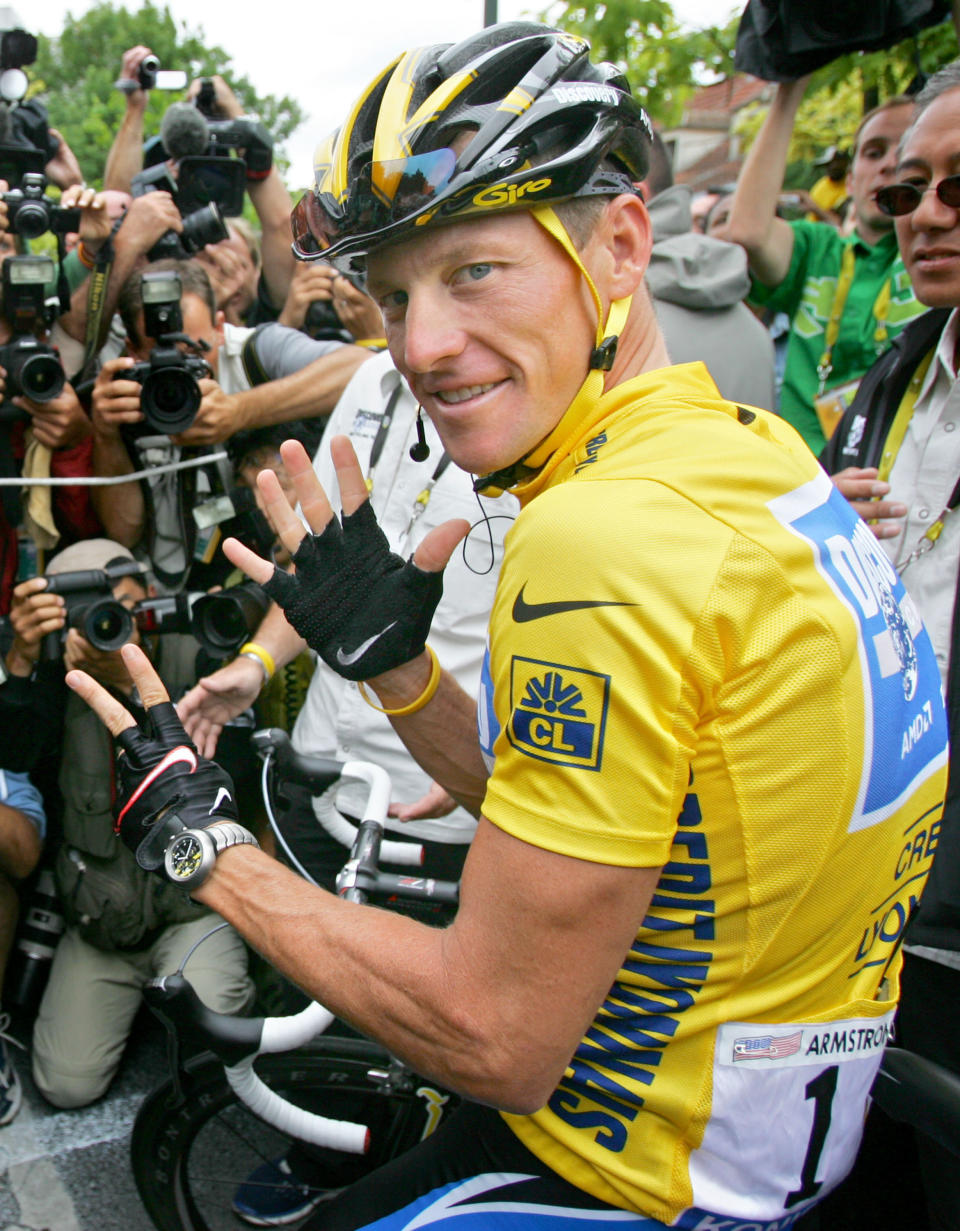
[875,174,960,217]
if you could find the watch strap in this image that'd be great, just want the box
[206,821,260,856]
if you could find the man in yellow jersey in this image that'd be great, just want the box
[823,61,960,1231]
[66,23,948,1231]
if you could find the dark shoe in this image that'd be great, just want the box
[232,1154,338,1226]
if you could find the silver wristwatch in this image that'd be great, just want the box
[163,822,259,890]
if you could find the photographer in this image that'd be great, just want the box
[279,259,384,344]
[0,537,252,1109]
[197,218,260,327]
[103,45,157,194]
[89,259,367,581]
[183,74,296,321]
[0,227,105,610]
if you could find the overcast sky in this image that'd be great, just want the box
[23,0,740,187]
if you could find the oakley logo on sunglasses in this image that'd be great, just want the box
[876,175,960,216]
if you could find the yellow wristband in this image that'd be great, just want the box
[238,641,275,682]
[357,646,441,717]
[77,241,97,269]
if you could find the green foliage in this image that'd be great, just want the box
[28,1,305,187]
[733,21,960,172]
[541,0,741,127]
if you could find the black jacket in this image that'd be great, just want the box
[822,307,960,954]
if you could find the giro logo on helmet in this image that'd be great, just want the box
[472,177,553,208]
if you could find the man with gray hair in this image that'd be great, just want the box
[823,58,960,1230]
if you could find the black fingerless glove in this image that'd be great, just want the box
[263,500,443,681]
[114,701,240,873]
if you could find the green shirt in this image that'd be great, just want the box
[749,221,926,454]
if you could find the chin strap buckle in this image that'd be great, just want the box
[590,335,619,371]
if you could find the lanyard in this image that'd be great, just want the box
[877,349,935,484]
[402,452,451,542]
[874,346,960,570]
[364,384,404,494]
[817,244,893,395]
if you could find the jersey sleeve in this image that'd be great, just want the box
[251,323,344,380]
[480,478,734,869]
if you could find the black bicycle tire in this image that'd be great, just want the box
[131,1036,457,1231]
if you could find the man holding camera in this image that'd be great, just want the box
[0,536,253,1109]
[90,258,368,583]
[106,52,298,325]
[723,80,926,454]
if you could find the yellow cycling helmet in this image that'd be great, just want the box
[291,21,652,274]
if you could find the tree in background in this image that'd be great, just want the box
[545,0,959,180]
[733,20,960,170]
[28,1,305,185]
[541,1,740,128]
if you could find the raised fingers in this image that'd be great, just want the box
[279,438,338,531]
[66,665,139,739]
[222,534,276,586]
[328,434,371,515]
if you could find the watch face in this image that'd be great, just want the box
[167,833,205,882]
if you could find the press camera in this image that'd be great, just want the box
[0,254,64,405]
[124,270,213,435]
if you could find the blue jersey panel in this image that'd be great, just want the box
[767,472,947,832]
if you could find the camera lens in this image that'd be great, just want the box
[140,365,202,435]
[81,598,133,651]
[11,200,50,240]
[19,352,65,403]
[179,202,228,254]
[192,583,270,656]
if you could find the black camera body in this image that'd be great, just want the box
[41,559,149,661]
[131,163,230,260]
[124,270,213,436]
[2,172,80,240]
[127,346,212,435]
[146,200,228,262]
[0,255,65,405]
[135,580,269,658]
[136,54,187,92]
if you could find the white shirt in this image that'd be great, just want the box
[885,308,960,694]
[886,309,960,970]
[291,352,518,843]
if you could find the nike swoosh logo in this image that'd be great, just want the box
[512,585,634,623]
[336,621,398,666]
[209,786,233,815]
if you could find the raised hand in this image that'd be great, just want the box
[66,645,240,873]
[223,437,469,681]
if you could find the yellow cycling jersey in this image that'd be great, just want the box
[476,364,948,1229]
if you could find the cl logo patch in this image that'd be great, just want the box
[508,657,610,770]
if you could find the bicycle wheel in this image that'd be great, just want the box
[131,1036,458,1231]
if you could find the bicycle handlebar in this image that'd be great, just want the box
[143,749,457,1153]
[254,727,426,870]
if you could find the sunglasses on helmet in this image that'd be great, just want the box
[875,174,960,217]
[291,150,459,261]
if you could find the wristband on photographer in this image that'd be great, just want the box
[77,241,97,270]
[357,645,441,717]
[238,641,275,683]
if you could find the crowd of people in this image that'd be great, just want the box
[0,13,958,1231]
